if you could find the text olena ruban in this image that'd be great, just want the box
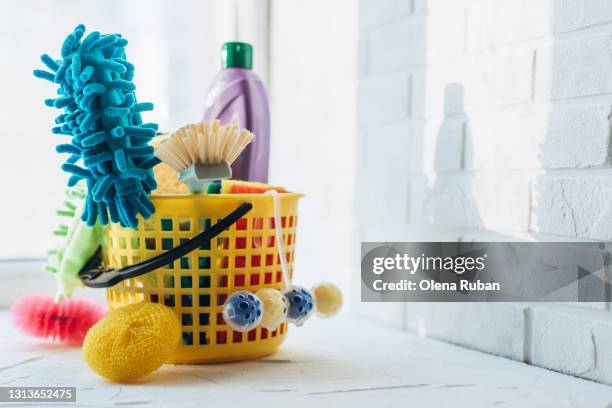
[372,253,487,275]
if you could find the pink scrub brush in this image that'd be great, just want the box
[11,294,106,345]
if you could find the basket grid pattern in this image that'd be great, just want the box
[103,195,300,363]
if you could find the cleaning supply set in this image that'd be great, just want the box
[27,24,342,383]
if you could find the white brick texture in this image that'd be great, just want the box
[368,17,427,74]
[541,105,612,168]
[358,73,412,125]
[356,0,612,385]
[533,175,612,239]
[359,0,414,29]
[404,303,526,360]
[536,34,612,101]
[529,306,612,384]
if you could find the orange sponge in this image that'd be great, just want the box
[83,302,180,382]
[220,180,287,194]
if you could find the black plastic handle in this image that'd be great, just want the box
[79,202,253,288]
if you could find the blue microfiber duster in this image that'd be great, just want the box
[34,24,160,229]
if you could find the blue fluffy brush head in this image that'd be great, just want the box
[34,24,161,229]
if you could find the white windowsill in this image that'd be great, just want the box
[0,259,106,308]
[0,314,610,407]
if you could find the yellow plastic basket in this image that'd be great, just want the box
[102,193,302,364]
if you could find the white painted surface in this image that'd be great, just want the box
[268,0,358,298]
[355,0,612,384]
[1,313,612,407]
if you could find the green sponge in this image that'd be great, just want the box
[45,184,102,300]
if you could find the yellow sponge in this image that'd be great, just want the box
[152,161,190,194]
[150,135,190,194]
[83,302,180,382]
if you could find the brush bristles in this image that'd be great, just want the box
[11,294,106,345]
[155,120,255,172]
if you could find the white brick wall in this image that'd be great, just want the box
[356,0,612,385]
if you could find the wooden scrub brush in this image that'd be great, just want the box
[154,120,255,193]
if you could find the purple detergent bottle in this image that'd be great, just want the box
[202,42,270,182]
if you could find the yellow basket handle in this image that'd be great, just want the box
[79,202,253,288]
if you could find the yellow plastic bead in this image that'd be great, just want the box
[312,283,342,317]
[256,288,287,330]
[83,302,180,382]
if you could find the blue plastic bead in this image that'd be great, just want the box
[222,291,263,332]
[34,24,160,229]
[282,287,315,326]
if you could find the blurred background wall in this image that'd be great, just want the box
[1,0,214,259]
[354,0,612,385]
[268,0,357,298]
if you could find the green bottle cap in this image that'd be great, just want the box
[222,42,253,69]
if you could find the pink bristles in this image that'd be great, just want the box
[10,294,106,345]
